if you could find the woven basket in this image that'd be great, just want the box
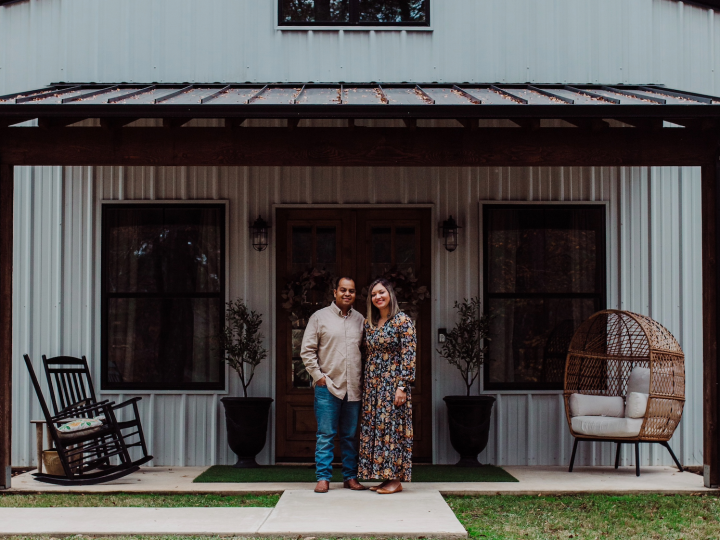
[564,310,685,442]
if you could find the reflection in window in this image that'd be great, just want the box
[281,0,349,24]
[103,205,225,390]
[279,0,429,25]
[358,0,427,23]
[484,205,606,390]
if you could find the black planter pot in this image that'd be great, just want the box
[443,395,496,467]
[221,397,273,468]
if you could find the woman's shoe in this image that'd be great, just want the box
[369,480,391,492]
[376,482,403,495]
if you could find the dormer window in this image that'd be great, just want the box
[279,0,430,27]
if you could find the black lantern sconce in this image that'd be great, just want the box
[441,215,461,252]
[251,216,271,252]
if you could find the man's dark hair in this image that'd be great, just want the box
[334,276,356,289]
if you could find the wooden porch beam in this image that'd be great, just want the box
[703,155,720,489]
[0,127,714,167]
[0,162,12,489]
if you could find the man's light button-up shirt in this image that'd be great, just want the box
[300,303,365,401]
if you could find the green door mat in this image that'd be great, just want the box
[194,465,518,483]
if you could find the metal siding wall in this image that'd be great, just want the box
[2,0,711,468]
[11,165,704,467]
[0,1,718,94]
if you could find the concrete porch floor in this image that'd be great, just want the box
[6,465,715,495]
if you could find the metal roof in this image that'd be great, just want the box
[1,83,719,122]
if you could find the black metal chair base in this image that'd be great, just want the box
[569,437,683,477]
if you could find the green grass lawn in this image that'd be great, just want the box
[0,492,279,508]
[1,493,720,539]
[447,493,720,540]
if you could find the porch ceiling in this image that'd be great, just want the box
[1,83,719,127]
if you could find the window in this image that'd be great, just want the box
[483,205,606,391]
[279,0,430,26]
[102,204,225,391]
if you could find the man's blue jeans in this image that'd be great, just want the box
[314,385,360,481]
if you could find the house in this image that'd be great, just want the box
[1,0,719,489]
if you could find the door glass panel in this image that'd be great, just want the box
[316,227,337,274]
[291,226,313,275]
[371,227,392,277]
[395,226,416,274]
[292,329,311,388]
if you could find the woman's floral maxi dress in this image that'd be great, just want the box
[358,311,417,482]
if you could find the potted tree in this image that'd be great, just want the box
[439,297,495,467]
[219,298,271,468]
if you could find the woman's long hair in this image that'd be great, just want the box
[366,278,400,328]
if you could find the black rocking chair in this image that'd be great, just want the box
[41,354,152,467]
[24,354,141,485]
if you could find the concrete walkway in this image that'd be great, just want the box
[0,489,468,538]
[8,465,713,494]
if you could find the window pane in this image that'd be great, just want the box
[105,207,222,294]
[281,0,350,23]
[358,0,427,22]
[395,226,416,274]
[107,297,222,386]
[487,207,602,294]
[292,226,313,274]
[105,207,164,293]
[292,328,311,388]
[316,227,337,274]
[487,297,598,387]
[371,226,392,277]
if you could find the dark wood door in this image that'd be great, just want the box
[275,208,432,462]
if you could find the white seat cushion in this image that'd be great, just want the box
[571,416,643,438]
[627,366,651,394]
[625,392,649,418]
[569,394,625,417]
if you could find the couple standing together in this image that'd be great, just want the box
[301,277,416,495]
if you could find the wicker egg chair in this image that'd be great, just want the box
[564,310,685,476]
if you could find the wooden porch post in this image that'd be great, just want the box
[0,163,12,489]
[703,155,720,489]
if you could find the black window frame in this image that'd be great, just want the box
[101,202,227,392]
[482,203,607,392]
[278,0,431,27]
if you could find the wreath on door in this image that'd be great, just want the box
[280,267,337,327]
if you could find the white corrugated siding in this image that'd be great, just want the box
[11,165,704,468]
[0,1,718,93]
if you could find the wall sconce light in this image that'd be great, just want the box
[441,215,461,252]
[251,216,270,252]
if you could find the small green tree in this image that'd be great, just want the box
[220,298,268,398]
[437,297,491,396]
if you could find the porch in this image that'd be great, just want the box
[6,465,711,495]
[1,83,720,488]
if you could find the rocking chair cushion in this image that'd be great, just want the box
[569,393,625,417]
[625,392,649,418]
[571,415,644,438]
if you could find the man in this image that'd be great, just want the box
[301,276,367,493]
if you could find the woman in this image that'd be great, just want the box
[357,278,416,494]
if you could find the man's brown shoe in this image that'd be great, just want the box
[314,480,330,493]
[343,478,368,491]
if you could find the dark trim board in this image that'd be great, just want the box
[703,159,720,488]
[0,127,715,167]
[0,163,12,489]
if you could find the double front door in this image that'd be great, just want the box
[275,208,432,462]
